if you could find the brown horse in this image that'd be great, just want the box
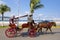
[21,23,29,28]
[37,22,56,33]
[22,23,37,29]
[21,20,37,30]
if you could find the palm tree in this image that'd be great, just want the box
[30,0,44,18]
[0,4,10,21]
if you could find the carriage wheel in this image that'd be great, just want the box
[28,29,36,37]
[5,28,16,38]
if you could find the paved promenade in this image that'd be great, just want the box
[0,28,60,40]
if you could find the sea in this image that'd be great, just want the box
[0,17,53,22]
[0,16,60,25]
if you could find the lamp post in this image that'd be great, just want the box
[17,0,20,27]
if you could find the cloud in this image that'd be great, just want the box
[33,13,44,20]
[39,14,44,16]
[0,0,6,4]
[38,15,54,20]
[42,16,60,20]
[25,11,30,14]
[52,18,60,20]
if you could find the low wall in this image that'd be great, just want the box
[0,22,27,26]
[0,21,60,26]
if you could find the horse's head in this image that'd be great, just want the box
[51,22,56,27]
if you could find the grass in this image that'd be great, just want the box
[52,26,60,28]
[0,24,22,29]
[0,26,60,29]
[0,26,9,29]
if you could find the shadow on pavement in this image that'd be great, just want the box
[14,31,60,38]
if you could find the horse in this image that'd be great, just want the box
[21,22,37,29]
[37,21,56,33]
[21,20,37,32]
[21,20,38,37]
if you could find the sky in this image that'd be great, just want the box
[0,0,60,20]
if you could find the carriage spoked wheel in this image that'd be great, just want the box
[5,28,16,38]
[28,28,36,37]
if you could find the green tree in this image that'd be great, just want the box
[30,0,44,18]
[0,4,10,21]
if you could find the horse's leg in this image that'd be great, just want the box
[38,28,40,32]
[41,28,42,32]
[49,28,52,33]
[39,28,42,32]
[38,28,42,32]
[46,28,48,32]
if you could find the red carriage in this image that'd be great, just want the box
[5,19,56,38]
[5,23,22,38]
[5,22,37,38]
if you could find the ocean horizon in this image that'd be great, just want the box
[0,16,60,23]
[0,17,60,26]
